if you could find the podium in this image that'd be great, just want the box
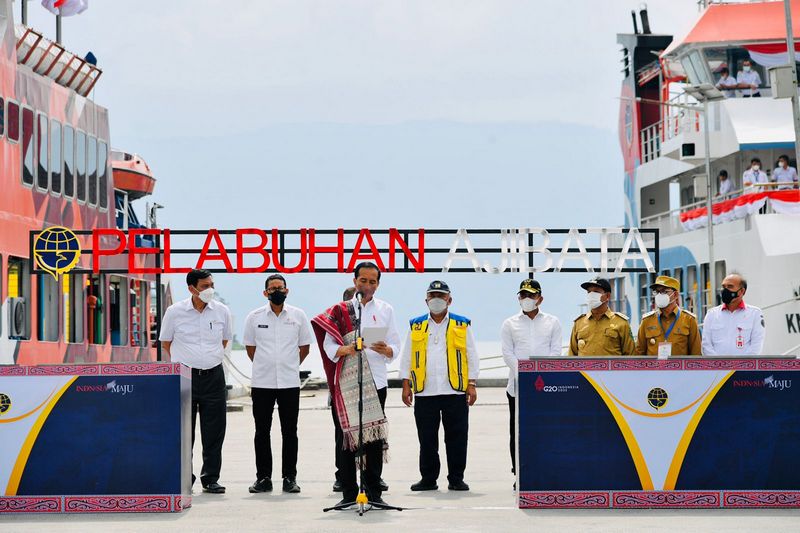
[517,357,800,508]
[0,363,191,513]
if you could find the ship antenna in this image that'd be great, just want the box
[631,10,639,34]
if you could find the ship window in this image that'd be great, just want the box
[688,51,710,85]
[0,98,4,137]
[673,267,683,301]
[64,125,74,197]
[98,141,108,209]
[638,273,649,316]
[686,265,697,315]
[7,101,19,142]
[50,120,62,194]
[36,113,49,191]
[8,257,31,340]
[133,280,150,347]
[109,275,129,346]
[37,274,59,342]
[87,273,106,345]
[87,136,98,206]
[76,130,86,202]
[22,107,35,186]
[64,273,85,343]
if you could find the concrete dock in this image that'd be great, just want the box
[2,387,798,532]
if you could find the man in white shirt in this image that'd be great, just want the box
[716,67,738,98]
[160,269,232,494]
[717,170,734,197]
[743,157,769,193]
[316,262,401,507]
[702,273,765,356]
[243,274,314,495]
[400,281,479,492]
[736,59,761,97]
[773,154,799,190]
[500,279,562,482]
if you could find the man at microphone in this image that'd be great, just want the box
[311,262,401,507]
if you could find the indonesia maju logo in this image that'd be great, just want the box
[647,387,668,411]
[33,226,81,280]
[0,393,11,415]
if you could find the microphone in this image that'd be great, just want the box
[355,291,364,303]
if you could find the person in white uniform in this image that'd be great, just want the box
[702,273,765,356]
[742,158,769,194]
[715,67,738,98]
[736,59,761,97]
[773,155,799,190]
[501,279,562,483]
[243,274,314,494]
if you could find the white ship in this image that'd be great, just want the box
[617,1,800,356]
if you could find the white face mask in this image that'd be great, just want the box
[654,293,671,309]
[519,297,539,313]
[743,65,751,72]
[752,165,760,171]
[196,287,215,304]
[427,297,448,314]
[586,292,604,310]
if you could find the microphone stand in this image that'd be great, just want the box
[324,295,402,515]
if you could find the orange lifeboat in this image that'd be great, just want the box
[111,150,155,199]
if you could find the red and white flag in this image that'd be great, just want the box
[743,43,800,68]
[41,0,88,17]
[680,191,800,230]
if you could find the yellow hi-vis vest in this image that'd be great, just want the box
[408,313,471,393]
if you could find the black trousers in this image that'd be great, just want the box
[334,386,387,501]
[331,393,344,482]
[191,364,227,486]
[507,392,516,474]
[251,387,300,480]
[413,394,469,484]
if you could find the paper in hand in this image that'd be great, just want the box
[362,327,388,346]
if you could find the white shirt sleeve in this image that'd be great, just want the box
[323,332,342,363]
[383,306,402,363]
[467,324,480,380]
[500,319,517,373]
[158,306,175,341]
[298,311,314,347]
[701,310,718,356]
[222,306,233,342]
[550,318,564,356]
[398,329,412,380]
[242,311,256,347]
[748,309,765,356]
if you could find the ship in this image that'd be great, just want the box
[0,0,167,365]
[617,1,800,355]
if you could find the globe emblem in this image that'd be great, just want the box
[647,387,668,411]
[33,226,82,280]
[0,393,11,415]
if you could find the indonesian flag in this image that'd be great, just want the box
[679,191,800,230]
[744,43,800,68]
[770,189,800,215]
[41,0,88,17]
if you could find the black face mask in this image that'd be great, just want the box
[720,287,739,304]
[268,291,287,305]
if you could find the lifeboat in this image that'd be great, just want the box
[111,150,155,199]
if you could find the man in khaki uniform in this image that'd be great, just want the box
[569,277,636,356]
[636,275,702,356]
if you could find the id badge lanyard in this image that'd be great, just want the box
[658,309,681,341]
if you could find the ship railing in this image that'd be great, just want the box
[640,187,755,237]
[640,91,705,163]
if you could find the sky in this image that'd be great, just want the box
[20,0,701,372]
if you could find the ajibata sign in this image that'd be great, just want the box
[32,227,659,277]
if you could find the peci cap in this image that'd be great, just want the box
[580,277,612,293]
[426,280,451,294]
[650,275,680,292]
[518,279,541,295]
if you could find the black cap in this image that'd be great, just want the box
[580,277,612,293]
[518,279,541,295]
[426,280,450,294]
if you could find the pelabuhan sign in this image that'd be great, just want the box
[32,227,658,276]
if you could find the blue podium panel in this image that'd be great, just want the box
[0,363,192,513]
[517,358,800,509]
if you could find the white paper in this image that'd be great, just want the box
[362,327,388,346]
[657,342,672,360]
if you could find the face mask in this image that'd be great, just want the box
[196,287,215,304]
[519,297,538,313]
[720,287,739,305]
[654,293,671,309]
[427,298,448,314]
[743,65,751,72]
[752,165,760,171]
[268,291,287,305]
[586,292,604,310]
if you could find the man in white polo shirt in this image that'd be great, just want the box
[160,269,232,494]
[501,279,562,485]
[702,273,765,356]
[243,274,314,495]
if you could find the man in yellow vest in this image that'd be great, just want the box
[399,281,479,492]
[636,275,702,356]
